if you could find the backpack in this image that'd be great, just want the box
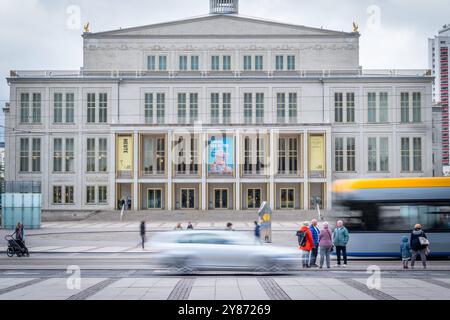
[296,231,307,247]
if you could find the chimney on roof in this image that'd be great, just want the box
[210,0,239,14]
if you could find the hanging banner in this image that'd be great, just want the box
[309,134,325,177]
[117,135,133,171]
[208,136,234,174]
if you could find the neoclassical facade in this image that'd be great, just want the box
[5,1,433,212]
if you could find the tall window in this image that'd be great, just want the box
[222,93,231,124]
[256,93,264,123]
[98,138,108,172]
[335,138,344,172]
[401,137,422,172]
[368,93,377,123]
[413,93,421,123]
[243,136,265,175]
[277,93,286,123]
[287,55,296,70]
[368,137,389,172]
[223,55,231,71]
[32,93,41,123]
[142,137,165,175]
[335,93,343,123]
[255,56,263,70]
[368,92,388,123]
[144,93,166,124]
[65,138,75,172]
[179,55,188,71]
[86,138,96,172]
[54,186,75,205]
[20,93,29,123]
[87,93,96,123]
[147,55,156,71]
[148,189,162,209]
[189,93,199,124]
[335,137,356,172]
[156,93,165,124]
[347,137,356,172]
[53,138,63,172]
[20,138,40,173]
[175,136,198,175]
[401,92,422,123]
[31,138,41,172]
[86,186,96,204]
[177,93,187,124]
[191,56,199,71]
[278,137,298,175]
[368,138,377,172]
[211,93,220,124]
[288,93,298,123]
[346,93,355,123]
[247,189,262,209]
[379,92,388,123]
[99,93,108,123]
[65,186,74,204]
[211,56,220,71]
[54,93,63,123]
[53,186,62,204]
[98,186,108,204]
[20,93,41,124]
[401,93,409,123]
[20,138,29,172]
[66,93,75,123]
[336,92,356,123]
[158,56,167,71]
[244,56,252,70]
[145,93,153,124]
[275,55,284,70]
[280,189,295,209]
[244,93,252,124]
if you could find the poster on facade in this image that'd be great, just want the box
[309,134,325,178]
[117,135,133,171]
[208,136,234,174]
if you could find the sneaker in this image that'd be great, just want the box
[334,264,341,267]
[342,264,347,268]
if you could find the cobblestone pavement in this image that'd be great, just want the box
[0,269,449,300]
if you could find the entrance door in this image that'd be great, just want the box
[280,188,295,209]
[247,189,262,209]
[214,189,229,209]
[147,189,162,209]
[181,189,195,209]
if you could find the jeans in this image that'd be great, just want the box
[336,246,347,265]
[319,247,331,268]
[141,235,146,249]
[411,249,427,267]
[309,246,319,266]
[301,250,310,268]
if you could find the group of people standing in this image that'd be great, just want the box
[297,219,349,269]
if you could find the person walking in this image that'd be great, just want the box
[127,197,132,210]
[333,220,349,267]
[297,221,314,268]
[140,221,146,250]
[254,221,262,244]
[226,222,235,231]
[187,222,194,230]
[174,223,183,231]
[318,222,333,269]
[309,219,320,267]
[410,224,429,269]
[400,236,412,269]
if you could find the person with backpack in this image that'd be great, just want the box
[318,222,333,269]
[410,224,429,269]
[297,221,314,268]
[400,236,412,269]
[333,220,350,267]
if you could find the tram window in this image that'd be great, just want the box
[378,206,450,231]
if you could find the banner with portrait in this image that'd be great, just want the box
[208,136,234,175]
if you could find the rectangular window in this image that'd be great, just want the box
[86,138,96,172]
[401,92,409,123]
[401,137,410,172]
[288,93,297,123]
[189,138,198,175]
[86,186,95,204]
[66,93,75,123]
[280,188,295,209]
[335,93,343,123]
[156,93,165,124]
[189,93,199,124]
[179,55,188,71]
[191,56,199,71]
[53,186,62,204]
[276,55,284,70]
[147,55,156,71]
[244,55,252,70]
[244,93,252,124]
[20,138,29,172]
[65,186,74,204]
[379,92,388,123]
[211,93,220,124]
[335,138,344,172]
[54,93,63,123]
[53,138,63,172]
[413,137,422,172]
[148,189,162,209]
[158,56,167,71]
[32,93,41,123]
[145,93,153,124]
[277,93,286,123]
[368,137,377,172]
[157,138,166,174]
[177,93,187,124]
[211,56,220,71]
[278,138,286,174]
[346,93,355,123]
[20,93,29,123]
[223,93,231,124]
[256,93,264,123]
[244,137,252,174]
[87,93,96,123]
[98,186,108,204]
[99,93,108,123]
[287,55,296,70]
[223,55,231,71]
[214,189,229,209]
[181,189,195,209]
[379,137,389,172]
[98,138,108,172]
[368,93,376,123]
[347,138,356,172]
[32,138,41,172]
[247,189,262,209]
[255,56,263,70]
[65,138,75,172]
[413,92,421,123]
[288,138,298,173]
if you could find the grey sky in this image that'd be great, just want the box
[1,0,449,141]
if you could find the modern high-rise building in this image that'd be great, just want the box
[429,24,450,169]
[4,0,433,213]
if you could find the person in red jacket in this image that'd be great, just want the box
[298,221,315,268]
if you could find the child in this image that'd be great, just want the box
[400,236,412,269]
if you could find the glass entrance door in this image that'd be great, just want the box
[181,189,195,209]
[247,189,262,209]
[147,189,162,209]
[214,189,229,209]
[280,188,295,209]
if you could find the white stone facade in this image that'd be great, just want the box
[5,12,433,212]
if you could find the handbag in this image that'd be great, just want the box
[419,236,429,246]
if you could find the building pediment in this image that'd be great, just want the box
[84,15,357,38]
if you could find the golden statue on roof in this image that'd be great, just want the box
[83,22,90,33]
[352,22,359,33]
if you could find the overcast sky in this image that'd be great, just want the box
[1,0,449,141]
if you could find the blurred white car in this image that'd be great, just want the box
[150,230,300,272]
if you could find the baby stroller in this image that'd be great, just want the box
[5,235,30,257]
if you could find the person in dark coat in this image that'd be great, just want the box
[14,222,23,241]
[410,224,428,269]
[140,221,146,250]
[187,222,194,230]
[254,221,261,244]
[127,197,132,210]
